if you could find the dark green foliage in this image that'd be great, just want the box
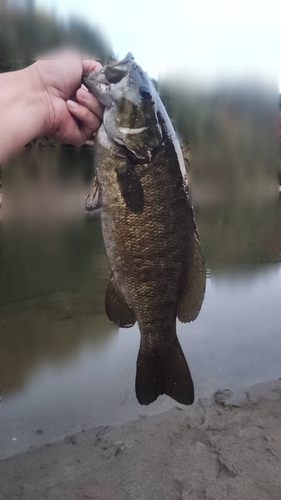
[0,2,112,73]
[159,79,278,199]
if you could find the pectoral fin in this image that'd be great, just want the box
[177,235,206,323]
[115,164,144,213]
[85,176,102,212]
[105,275,136,328]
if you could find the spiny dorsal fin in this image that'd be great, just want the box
[177,235,206,323]
[105,275,136,328]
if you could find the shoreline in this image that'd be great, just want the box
[1,379,281,500]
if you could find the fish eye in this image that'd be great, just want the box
[139,86,151,99]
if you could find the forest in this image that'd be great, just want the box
[0,0,113,73]
[1,0,279,193]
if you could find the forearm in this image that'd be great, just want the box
[0,65,48,164]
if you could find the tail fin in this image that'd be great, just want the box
[135,337,194,406]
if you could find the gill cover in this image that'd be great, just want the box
[82,53,163,162]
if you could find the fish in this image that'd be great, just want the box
[82,53,206,405]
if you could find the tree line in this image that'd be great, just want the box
[0,0,113,73]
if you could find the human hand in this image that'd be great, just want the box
[27,50,104,146]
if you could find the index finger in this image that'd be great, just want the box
[82,59,102,73]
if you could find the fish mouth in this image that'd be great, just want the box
[82,69,111,104]
[82,70,109,88]
[82,53,135,89]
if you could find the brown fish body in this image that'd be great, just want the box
[83,54,206,405]
[94,127,202,404]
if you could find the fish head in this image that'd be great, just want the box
[82,53,163,162]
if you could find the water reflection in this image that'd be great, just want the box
[1,149,113,398]
[179,264,281,395]
[4,320,119,418]
[0,216,115,392]
[0,148,280,458]
[195,200,281,267]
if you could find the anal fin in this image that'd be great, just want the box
[105,275,136,328]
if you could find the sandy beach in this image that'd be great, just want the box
[0,379,280,500]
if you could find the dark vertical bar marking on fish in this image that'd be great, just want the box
[115,165,144,214]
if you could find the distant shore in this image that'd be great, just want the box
[1,379,281,500]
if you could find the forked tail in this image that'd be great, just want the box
[135,336,194,405]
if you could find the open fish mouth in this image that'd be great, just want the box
[82,70,108,85]
[82,53,164,162]
[82,69,111,100]
[82,53,136,102]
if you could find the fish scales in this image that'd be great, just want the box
[83,53,206,405]
[96,141,192,338]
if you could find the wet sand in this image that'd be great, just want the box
[0,379,281,500]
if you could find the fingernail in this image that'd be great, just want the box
[67,100,78,110]
[79,88,89,100]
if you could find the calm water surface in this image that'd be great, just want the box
[0,149,280,458]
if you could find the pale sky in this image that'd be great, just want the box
[36,0,281,90]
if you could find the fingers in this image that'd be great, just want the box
[76,88,104,120]
[66,99,102,145]
[65,77,104,147]
[82,59,102,73]
[66,88,104,145]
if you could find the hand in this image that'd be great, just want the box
[29,50,104,146]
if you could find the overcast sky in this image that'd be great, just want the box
[36,0,281,89]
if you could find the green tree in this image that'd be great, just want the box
[0,2,112,73]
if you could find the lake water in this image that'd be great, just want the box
[0,148,280,459]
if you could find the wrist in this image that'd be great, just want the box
[0,67,48,163]
[23,62,53,138]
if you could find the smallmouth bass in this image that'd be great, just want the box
[83,54,206,405]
